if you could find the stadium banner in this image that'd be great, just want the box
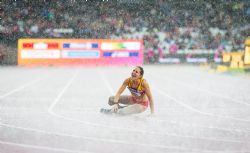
[244,38,250,64]
[18,39,143,66]
[157,53,219,64]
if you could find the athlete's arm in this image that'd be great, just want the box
[114,78,129,103]
[143,79,154,114]
[111,79,128,112]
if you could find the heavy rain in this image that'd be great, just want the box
[0,0,250,153]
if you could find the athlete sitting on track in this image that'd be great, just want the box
[101,66,154,115]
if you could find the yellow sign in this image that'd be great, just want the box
[222,53,231,62]
[245,39,250,46]
[222,52,244,68]
[244,46,250,64]
[231,52,244,62]
[245,38,250,64]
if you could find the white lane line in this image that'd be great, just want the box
[0,139,226,153]
[0,68,246,153]
[151,117,250,133]
[82,70,248,143]
[48,70,79,114]
[0,123,245,153]
[153,87,250,123]
[98,70,115,95]
[151,72,250,107]
[0,71,89,153]
[45,68,249,152]
[0,77,46,100]
[145,71,250,123]
[8,105,247,134]
[189,67,250,91]
[50,106,250,133]
[48,110,249,144]
[0,140,92,153]
[111,68,250,131]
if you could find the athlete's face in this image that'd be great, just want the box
[131,67,141,79]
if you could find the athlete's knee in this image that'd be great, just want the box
[108,96,115,105]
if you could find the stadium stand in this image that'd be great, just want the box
[0,0,249,64]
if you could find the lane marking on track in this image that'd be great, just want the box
[181,66,250,93]
[0,140,92,153]
[145,71,250,123]
[149,72,250,107]
[1,122,246,153]
[98,70,115,95]
[153,86,250,123]
[0,68,248,153]
[47,69,249,151]
[48,70,79,114]
[0,71,92,153]
[112,68,250,132]
[114,68,250,123]
[48,110,250,143]
[0,77,46,100]
[3,105,250,134]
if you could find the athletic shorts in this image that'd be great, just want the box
[130,96,149,107]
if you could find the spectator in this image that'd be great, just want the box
[0,0,249,64]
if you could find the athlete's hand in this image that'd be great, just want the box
[111,104,119,113]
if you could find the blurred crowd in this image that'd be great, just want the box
[0,0,249,62]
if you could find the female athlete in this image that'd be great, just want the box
[101,66,154,115]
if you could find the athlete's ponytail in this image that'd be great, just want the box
[137,66,144,76]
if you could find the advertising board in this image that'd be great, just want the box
[18,39,143,66]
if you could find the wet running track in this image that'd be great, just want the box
[0,65,250,153]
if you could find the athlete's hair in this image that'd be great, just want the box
[137,66,144,76]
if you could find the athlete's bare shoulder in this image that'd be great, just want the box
[142,78,149,88]
[142,78,148,84]
[123,77,131,85]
